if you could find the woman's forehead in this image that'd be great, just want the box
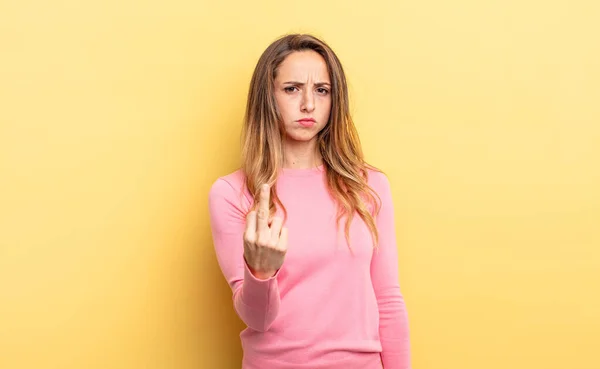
[276,51,330,82]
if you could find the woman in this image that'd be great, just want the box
[208,34,411,369]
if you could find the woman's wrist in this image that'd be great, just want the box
[251,269,276,280]
[244,256,276,280]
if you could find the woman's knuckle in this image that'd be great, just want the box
[256,238,268,248]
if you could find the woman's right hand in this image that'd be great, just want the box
[243,184,288,280]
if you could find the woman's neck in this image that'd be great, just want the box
[282,138,322,169]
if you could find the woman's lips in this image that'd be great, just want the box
[297,119,315,127]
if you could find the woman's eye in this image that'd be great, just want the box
[317,88,329,95]
[284,86,298,93]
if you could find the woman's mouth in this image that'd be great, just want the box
[297,118,316,127]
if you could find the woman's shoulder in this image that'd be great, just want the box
[211,168,246,190]
[365,164,392,193]
[208,168,252,208]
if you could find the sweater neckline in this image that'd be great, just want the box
[281,164,325,177]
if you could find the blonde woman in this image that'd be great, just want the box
[208,34,411,369]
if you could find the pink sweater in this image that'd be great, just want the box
[208,165,411,369]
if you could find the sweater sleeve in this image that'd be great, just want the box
[208,177,281,332]
[370,172,412,368]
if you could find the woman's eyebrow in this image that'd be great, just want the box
[282,81,331,87]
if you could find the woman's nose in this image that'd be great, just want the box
[300,90,315,112]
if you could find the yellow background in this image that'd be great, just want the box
[1,1,599,368]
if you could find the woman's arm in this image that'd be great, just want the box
[370,172,412,369]
[208,177,281,332]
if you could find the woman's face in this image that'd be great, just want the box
[273,50,332,143]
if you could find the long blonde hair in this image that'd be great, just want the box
[241,33,383,248]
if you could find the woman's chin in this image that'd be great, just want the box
[285,134,318,143]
